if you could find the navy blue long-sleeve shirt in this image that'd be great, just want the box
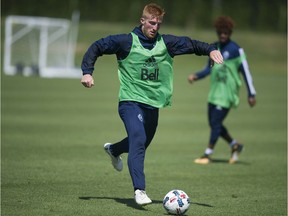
[195,40,256,97]
[81,26,216,74]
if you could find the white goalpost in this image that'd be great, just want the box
[4,11,81,78]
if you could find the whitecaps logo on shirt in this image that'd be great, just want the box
[223,51,230,60]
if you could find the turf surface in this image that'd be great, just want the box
[1,22,287,215]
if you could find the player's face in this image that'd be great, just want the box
[141,15,162,39]
[217,30,231,44]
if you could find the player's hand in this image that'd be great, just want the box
[248,97,256,107]
[209,50,223,65]
[81,74,94,88]
[188,74,198,84]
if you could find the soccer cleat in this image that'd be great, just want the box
[229,143,244,164]
[104,143,123,171]
[194,155,211,164]
[134,189,152,205]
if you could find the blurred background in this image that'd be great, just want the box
[2,0,286,69]
[2,0,287,32]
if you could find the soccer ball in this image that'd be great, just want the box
[163,189,191,215]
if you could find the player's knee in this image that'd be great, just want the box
[130,131,147,147]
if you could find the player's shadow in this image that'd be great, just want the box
[79,196,214,212]
[210,158,251,165]
[79,196,162,211]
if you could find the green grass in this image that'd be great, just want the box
[1,22,287,216]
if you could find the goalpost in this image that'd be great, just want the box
[4,11,81,78]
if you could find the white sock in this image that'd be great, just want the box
[205,148,213,155]
[229,140,237,147]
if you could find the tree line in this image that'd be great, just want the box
[2,0,287,32]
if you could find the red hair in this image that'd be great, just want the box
[214,16,235,33]
[142,3,165,19]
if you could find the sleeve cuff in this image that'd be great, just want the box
[208,44,217,53]
[82,68,94,75]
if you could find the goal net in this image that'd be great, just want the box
[4,11,81,78]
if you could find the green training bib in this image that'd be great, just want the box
[208,53,244,108]
[117,32,174,108]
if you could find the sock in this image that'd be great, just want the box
[109,145,117,157]
[204,148,213,156]
[229,139,237,148]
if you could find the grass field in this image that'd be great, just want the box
[1,22,287,216]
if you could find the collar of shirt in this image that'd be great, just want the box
[132,25,159,50]
[218,39,231,48]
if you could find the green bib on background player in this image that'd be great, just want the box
[208,53,244,108]
[117,32,174,108]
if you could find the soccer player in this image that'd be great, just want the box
[188,16,256,165]
[81,3,223,205]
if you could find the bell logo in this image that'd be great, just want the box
[141,56,159,80]
[141,68,159,80]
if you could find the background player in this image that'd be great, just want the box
[81,3,223,205]
[188,16,256,165]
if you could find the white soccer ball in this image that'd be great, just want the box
[163,189,191,215]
